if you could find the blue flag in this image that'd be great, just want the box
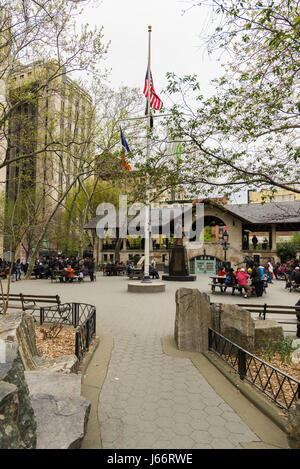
[120,126,131,172]
[120,126,130,153]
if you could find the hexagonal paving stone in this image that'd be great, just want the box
[170,435,195,449]
[208,426,230,439]
[190,418,210,431]
[222,411,246,422]
[155,406,174,418]
[155,416,175,429]
[189,409,209,420]
[173,412,192,424]
[190,430,213,444]
[172,423,193,436]
[211,438,239,449]
[203,414,227,427]
[225,421,255,435]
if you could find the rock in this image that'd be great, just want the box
[291,349,300,369]
[0,381,26,449]
[174,288,211,353]
[210,303,222,333]
[0,312,37,448]
[287,400,300,449]
[254,320,284,349]
[218,304,255,351]
[0,311,87,449]
[292,339,300,349]
[25,370,82,398]
[34,354,79,373]
[31,394,90,449]
[25,371,90,449]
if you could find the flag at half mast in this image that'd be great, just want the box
[120,126,132,172]
[143,68,163,111]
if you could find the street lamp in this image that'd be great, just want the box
[219,228,230,262]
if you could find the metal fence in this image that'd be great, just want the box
[208,328,300,410]
[37,302,96,362]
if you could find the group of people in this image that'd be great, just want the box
[0,255,97,282]
[0,258,29,281]
[218,256,300,298]
[218,263,267,298]
[272,260,300,288]
[126,259,160,279]
[33,256,96,282]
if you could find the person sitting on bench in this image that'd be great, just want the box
[291,267,300,288]
[237,269,251,298]
[223,268,237,295]
[149,265,159,279]
[64,265,75,282]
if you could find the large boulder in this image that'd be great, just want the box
[0,381,27,449]
[25,371,91,449]
[174,288,211,352]
[254,320,284,349]
[0,311,89,449]
[287,400,300,449]
[291,339,300,370]
[0,312,37,449]
[217,304,255,351]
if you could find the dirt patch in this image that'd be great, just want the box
[35,325,76,359]
[253,350,300,381]
[250,349,300,410]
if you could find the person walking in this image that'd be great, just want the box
[296,298,300,338]
[88,258,95,282]
[252,235,258,250]
[251,264,264,297]
[266,259,274,284]
[15,259,22,281]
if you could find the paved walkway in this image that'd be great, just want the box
[9,274,294,449]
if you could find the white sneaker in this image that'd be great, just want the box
[244,294,247,298]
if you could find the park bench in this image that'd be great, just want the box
[104,265,126,276]
[50,270,91,283]
[127,269,144,280]
[209,281,268,296]
[0,293,61,316]
[289,283,300,293]
[236,303,300,329]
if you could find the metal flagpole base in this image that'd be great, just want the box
[141,276,152,283]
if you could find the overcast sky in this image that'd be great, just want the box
[81,0,223,98]
[80,1,247,203]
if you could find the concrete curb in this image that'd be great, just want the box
[79,336,101,381]
[80,328,114,449]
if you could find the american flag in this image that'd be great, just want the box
[143,68,163,111]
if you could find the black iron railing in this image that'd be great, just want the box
[75,307,96,362]
[208,328,300,410]
[37,302,96,362]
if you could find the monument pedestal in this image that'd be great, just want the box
[163,245,197,282]
[127,282,166,293]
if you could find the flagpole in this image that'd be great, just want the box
[142,25,152,283]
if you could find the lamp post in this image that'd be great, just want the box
[219,228,230,262]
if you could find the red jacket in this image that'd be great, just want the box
[237,271,249,286]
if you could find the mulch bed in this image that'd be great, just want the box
[35,325,76,359]
[249,349,300,411]
[253,350,300,381]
